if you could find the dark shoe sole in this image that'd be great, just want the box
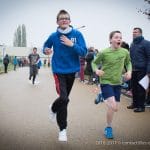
[127,106,135,109]
[134,109,145,112]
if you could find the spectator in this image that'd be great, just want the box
[3,54,9,73]
[121,41,132,97]
[13,56,18,71]
[79,56,86,82]
[85,47,95,84]
[127,27,150,112]
[44,59,47,67]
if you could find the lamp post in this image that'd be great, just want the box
[76,25,86,30]
[0,44,6,59]
[2,44,6,59]
[0,44,5,67]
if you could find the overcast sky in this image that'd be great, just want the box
[0,0,149,50]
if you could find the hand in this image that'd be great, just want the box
[60,35,74,47]
[95,69,105,77]
[44,48,52,55]
[124,71,132,81]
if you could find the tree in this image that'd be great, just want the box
[22,24,27,47]
[13,31,18,47]
[137,0,150,20]
[13,24,27,47]
[17,25,22,47]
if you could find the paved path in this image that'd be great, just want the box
[0,67,150,150]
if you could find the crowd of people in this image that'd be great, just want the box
[2,53,50,74]
[1,9,150,143]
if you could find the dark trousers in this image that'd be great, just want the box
[52,73,75,131]
[79,64,85,81]
[4,64,8,73]
[14,65,17,71]
[131,71,146,108]
[29,65,38,84]
[146,84,150,104]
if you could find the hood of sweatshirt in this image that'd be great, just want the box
[57,26,73,35]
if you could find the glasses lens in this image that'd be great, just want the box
[59,18,70,21]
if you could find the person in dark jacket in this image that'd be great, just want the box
[85,47,95,84]
[121,41,132,97]
[127,27,150,112]
[3,54,9,73]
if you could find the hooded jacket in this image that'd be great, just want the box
[3,55,9,65]
[43,27,87,74]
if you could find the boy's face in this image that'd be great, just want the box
[57,14,71,29]
[110,33,122,49]
[33,49,37,54]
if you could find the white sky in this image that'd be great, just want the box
[0,0,150,50]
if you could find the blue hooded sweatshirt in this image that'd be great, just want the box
[43,27,87,74]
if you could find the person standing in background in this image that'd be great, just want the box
[85,47,95,84]
[3,54,9,73]
[13,56,18,71]
[127,27,150,112]
[79,56,86,82]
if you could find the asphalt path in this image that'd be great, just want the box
[0,67,150,150]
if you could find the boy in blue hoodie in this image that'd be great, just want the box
[43,10,87,142]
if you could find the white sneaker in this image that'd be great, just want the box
[34,81,39,85]
[28,80,32,84]
[58,129,67,142]
[35,80,40,84]
[48,104,56,122]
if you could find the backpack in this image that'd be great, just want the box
[3,57,9,64]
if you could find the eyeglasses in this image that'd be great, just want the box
[58,17,70,21]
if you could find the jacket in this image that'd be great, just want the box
[130,36,150,74]
[43,27,87,74]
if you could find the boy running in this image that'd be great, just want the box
[92,31,132,139]
[28,47,40,85]
[43,10,87,142]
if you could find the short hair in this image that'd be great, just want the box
[56,9,70,21]
[133,27,142,34]
[121,41,129,50]
[33,47,37,50]
[109,30,121,40]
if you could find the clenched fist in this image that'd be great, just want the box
[44,48,52,55]
[95,69,105,77]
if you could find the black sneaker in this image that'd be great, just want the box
[145,103,150,107]
[134,108,145,112]
[95,93,104,104]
